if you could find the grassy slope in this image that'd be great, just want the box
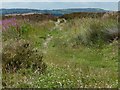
[2,17,118,88]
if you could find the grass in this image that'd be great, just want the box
[42,41,118,88]
[2,15,119,88]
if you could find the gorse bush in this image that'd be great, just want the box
[2,39,47,73]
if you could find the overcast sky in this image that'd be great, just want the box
[1,1,119,11]
[1,0,119,2]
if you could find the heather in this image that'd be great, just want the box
[1,13,119,88]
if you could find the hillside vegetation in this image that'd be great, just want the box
[1,12,119,88]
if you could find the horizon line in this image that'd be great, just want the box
[0,7,116,11]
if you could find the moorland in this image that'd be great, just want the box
[1,9,119,88]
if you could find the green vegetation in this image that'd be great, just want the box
[1,13,119,88]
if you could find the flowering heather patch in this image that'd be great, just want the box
[0,18,18,31]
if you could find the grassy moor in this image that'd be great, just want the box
[1,10,119,88]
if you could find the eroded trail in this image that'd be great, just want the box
[43,35,53,48]
[42,19,66,54]
[42,34,53,54]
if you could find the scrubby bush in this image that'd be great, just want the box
[2,39,47,73]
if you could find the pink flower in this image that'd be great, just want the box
[1,18,19,31]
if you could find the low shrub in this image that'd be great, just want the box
[2,39,47,73]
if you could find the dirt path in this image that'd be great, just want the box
[42,19,66,53]
[42,34,53,54]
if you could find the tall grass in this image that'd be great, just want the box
[63,18,118,46]
[2,15,118,88]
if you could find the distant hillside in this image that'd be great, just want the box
[2,13,57,21]
[59,11,118,20]
[1,8,108,16]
